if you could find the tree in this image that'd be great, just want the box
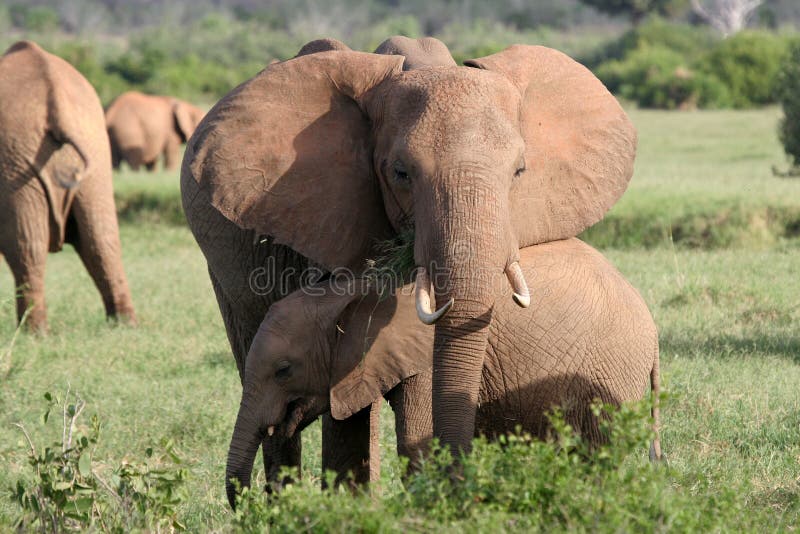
[690,0,764,36]
[578,0,687,25]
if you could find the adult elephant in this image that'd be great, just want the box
[181,38,635,493]
[0,41,136,332]
[105,91,204,172]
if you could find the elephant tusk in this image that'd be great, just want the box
[267,425,275,437]
[505,261,531,308]
[415,267,454,325]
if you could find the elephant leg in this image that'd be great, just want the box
[6,242,48,333]
[123,147,144,171]
[145,160,157,172]
[321,399,381,490]
[262,433,302,492]
[110,144,121,170]
[3,202,50,333]
[68,176,136,324]
[387,370,433,475]
[163,135,181,171]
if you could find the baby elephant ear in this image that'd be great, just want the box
[329,291,433,421]
[187,51,404,271]
[466,45,637,246]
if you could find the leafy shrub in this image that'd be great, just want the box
[698,31,791,108]
[8,5,59,32]
[776,40,800,171]
[597,45,731,109]
[585,18,718,67]
[9,390,187,532]
[231,400,780,532]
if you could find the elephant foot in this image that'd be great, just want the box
[108,307,137,327]
[649,441,667,464]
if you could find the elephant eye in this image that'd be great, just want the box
[393,160,410,186]
[275,361,292,382]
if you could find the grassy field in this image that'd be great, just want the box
[0,108,798,531]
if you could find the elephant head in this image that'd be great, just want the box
[225,282,430,506]
[294,37,351,57]
[374,36,456,70]
[187,45,635,457]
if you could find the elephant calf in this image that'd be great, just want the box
[0,41,136,332]
[225,238,661,505]
[105,91,204,172]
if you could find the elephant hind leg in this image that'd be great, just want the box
[122,147,144,171]
[3,213,50,333]
[67,182,136,324]
[163,135,181,171]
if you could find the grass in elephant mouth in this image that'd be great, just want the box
[367,227,416,287]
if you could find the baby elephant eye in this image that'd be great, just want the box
[393,160,410,185]
[275,362,292,382]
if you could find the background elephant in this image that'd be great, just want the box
[182,37,634,490]
[0,41,136,332]
[105,91,204,172]
[225,239,661,505]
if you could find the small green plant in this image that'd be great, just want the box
[9,389,187,532]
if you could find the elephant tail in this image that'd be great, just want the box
[46,95,90,188]
[648,338,663,462]
[42,60,91,189]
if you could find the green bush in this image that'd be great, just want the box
[8,5,59,32]
[776,40,800,170]
[597,45,731,109]
[231,401,780,532]
[9,390,188,532]
[585,18,718,67]
[698,31,791,108]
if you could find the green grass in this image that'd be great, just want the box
[1,108,799,531]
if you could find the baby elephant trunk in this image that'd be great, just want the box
[225,400,265,509]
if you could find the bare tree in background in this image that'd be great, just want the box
[690,0,764,36]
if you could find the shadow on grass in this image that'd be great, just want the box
[115,190,185,226]
[582,205,800,249]
[660,331,800,363]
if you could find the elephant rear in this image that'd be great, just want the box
[479,238,659,444]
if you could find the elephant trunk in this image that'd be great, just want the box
[416,173,513,454]
[225,396,265,510]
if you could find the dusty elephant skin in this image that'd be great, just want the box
[105,91,205,172]
[0,41,136,333]
[180,36,636,500]
[225,239,661,504]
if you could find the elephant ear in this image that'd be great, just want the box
[329,290,432,420]
[465,45,637,246]
[188,51,404,270]
[173,101,196,142]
